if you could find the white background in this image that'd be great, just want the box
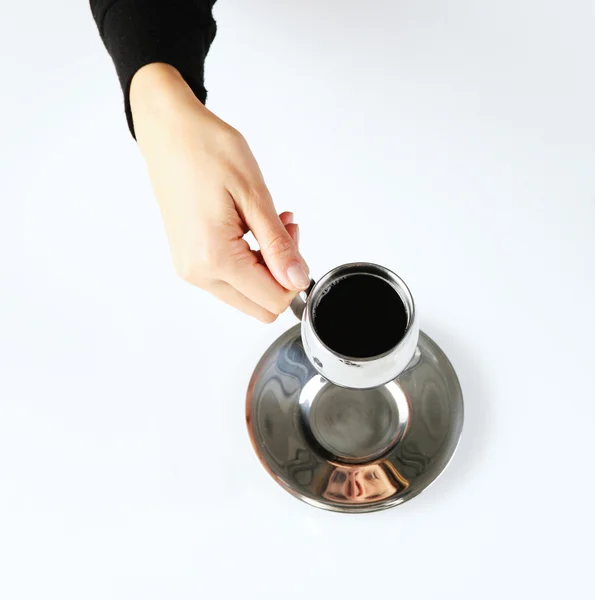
[1,0,594,598]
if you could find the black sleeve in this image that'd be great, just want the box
[90,0,217,137]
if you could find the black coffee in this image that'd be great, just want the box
[313,274,408,359]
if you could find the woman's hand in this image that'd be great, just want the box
[130,63,310,323]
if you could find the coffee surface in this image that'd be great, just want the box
[312,274,408,358]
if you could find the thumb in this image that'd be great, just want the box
[244,199,310,291]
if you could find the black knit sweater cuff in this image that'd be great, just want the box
[93,0,216,138]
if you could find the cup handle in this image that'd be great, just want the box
[290,279,316,321]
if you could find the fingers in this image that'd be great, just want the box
[176,216,301,322]
[279,211,294,226]
[241,191,310,292]
[280,212,299,246]
[253,216,298,263]
[222,238,297,315]
[285,223,299,246]
[208,280,278,323]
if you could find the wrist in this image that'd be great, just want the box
[130,63,198,129]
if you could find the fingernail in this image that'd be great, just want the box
[287,262,310,289]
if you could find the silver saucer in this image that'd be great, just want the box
[246,327,464,513]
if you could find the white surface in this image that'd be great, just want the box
[1,1,594,598]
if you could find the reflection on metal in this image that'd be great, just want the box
[246,327,464,513]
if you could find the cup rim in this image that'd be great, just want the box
[305,262,417,364]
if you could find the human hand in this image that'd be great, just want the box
[130,63,310,323]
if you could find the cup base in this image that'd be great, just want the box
[300,377,409,464]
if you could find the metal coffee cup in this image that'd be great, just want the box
[290,263,419,389]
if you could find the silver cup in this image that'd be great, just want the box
[290,262,420,389]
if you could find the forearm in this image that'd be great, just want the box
[90,0,217,137]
